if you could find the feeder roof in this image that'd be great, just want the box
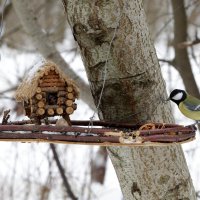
[15,60,79,101]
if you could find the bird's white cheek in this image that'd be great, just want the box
[172,93,183,101]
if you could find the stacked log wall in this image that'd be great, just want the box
[24,68,77,119]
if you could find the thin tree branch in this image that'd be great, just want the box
[50,143,77,200]
[158,58,176,67]
[177,38,200,48]
[0,86,18,95]
[2,110,10,124]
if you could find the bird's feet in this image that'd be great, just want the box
[186,121,199,131]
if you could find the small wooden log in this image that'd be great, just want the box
[65,99,73,107]
[46,72,54,76]
[39,82,66,87]
[47,108,54,116]
[67,93,74,100]
[57,97,65,105]
[67,86,73,93]
[37,108,45,116]
[41,87,65,92]
[36,87,42,93]
[44,71,49,76]
[57,91,66,97]
[72,103,77,110]
[56,107,63,115]
[36,94,43,100]
[37,101,45,108]
[66,107,74,115]
[40,79,63,83]
[50,66,55,70]
[43,75,59,79]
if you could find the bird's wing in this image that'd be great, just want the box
[183,101,200,111]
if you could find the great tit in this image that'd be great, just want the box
[168,89,200,121]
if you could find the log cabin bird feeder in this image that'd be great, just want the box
[2,61,194,146]
[15,61,79,121]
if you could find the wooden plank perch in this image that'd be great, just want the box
[0,122,196,146]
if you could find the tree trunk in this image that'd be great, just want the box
[171,0,200,98]
[66,0,196,199]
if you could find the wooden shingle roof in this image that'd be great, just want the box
[15,60,79,101]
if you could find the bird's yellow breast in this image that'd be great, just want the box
[179,102,200,120]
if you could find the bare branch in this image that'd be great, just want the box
[158,58,176,67]
[2,110,10,124]
[178,38,200,48]
[0,86,18,96]
[50,144,77,200]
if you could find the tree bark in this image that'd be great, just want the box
[12,0,95,110]
[66,0,196,199]
[171,0,200,98]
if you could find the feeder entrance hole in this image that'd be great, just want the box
[47,92,57,105]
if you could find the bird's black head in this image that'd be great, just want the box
[168,89,187,105]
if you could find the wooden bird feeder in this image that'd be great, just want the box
[0,61,196,146]
[0,118,196,146]
[15,61,79,122]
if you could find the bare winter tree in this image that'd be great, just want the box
[64,0,196,199]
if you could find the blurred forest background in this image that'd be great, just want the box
[0,0,200,199]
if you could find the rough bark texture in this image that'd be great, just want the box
[171,0,200,98]
[66,0,196,199]
[12,0,95,110]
